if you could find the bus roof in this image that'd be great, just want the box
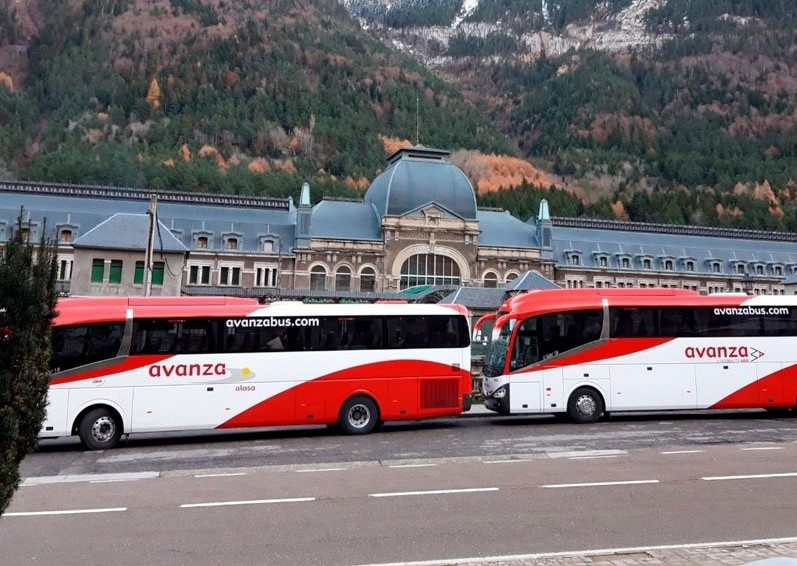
[54,296,471,326]
[500,288,797,318]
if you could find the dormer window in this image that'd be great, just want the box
[621,258,630,268]
[774,266,783,277]
[664,260,673,271]
[685,261,695,272]
[712,262,722,273]
[226,237,238,250]
[755,265,764,275]
[599,256,607,267]
[60,229,73,242]
[568,253,581,266]
[196,236,209,249]
[737,264,746,275]
[263,240,274,252]
[643,259,651,269]
[18,227,31,242]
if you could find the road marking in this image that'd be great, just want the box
[194,472,247,478]
[22,472,159,486]
[483,459,532,464]
[350,536,797,566]
[569,455,618,460]
[542,479,659,489]
[370,487,498,498]
[296,467,346,473]
[389,464,437,468]
[741,446,783,451]
[661,449,705,455]
[547,449,626,459]
[4,507,127,517]
[181,497,315,509]
[702,472,797,481]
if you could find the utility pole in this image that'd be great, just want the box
[144,195,157,297]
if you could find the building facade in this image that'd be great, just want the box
[1,146,795,302]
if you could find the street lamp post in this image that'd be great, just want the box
[742,273,754,295]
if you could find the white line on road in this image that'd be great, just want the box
[542,479,659,489]
[370,487,498,498]
[389,464,437,468]
[350,536,797,566]
[4,507,127,517]
[741,446,783,451]
[181,497,315,509]
[483,459,533,464]
[194,472,248,478]
[22,472,159,486]
[568,455,618,460]
[547,449,627,459]
[296,467,346,473]
[661,449,705,454]
[702,472,797,481]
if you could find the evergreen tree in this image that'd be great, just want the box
[0,211,58,515]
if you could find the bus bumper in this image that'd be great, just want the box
[483,386,510,414]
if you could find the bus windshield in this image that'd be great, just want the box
[482,321,513,377]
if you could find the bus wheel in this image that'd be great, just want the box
[567,387,603,424]
[339,396,379,435]
[78,407,122,450]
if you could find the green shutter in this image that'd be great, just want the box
[152,262,165,286]
[91,259,105,283]
[134,261,144,284]
[109,260,123,284]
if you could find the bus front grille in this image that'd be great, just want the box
[420,378,459,409]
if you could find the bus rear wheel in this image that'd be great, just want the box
[339,396,379,435]
[567,387,603,424]
[78,407,122,450]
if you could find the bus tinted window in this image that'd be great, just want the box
[511,309,603,369]
[385,315,468,349]
[609,307,790,338]
[610,308,658,338]
[51,322,124,372]
[132,319,215,354]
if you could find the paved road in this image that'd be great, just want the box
[5,410,797,565]
[23,409,797,477]
[5,443,797,565]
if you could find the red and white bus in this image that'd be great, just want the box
[43,296,472,449]
[480,288,797,422]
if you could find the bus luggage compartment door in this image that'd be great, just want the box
[509,369,549,413]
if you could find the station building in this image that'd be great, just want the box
[1,146,795,314]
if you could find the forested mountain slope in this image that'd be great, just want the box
[346,0,797,230]
[0,0,509,199]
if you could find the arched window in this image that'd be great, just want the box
[60,229,73,242]
[505,272,518,285]
[483,272,498,288]
[335,266,351,291]
[399,254,460,290]
[226,238,238,250]
[310,265,327,290]
[196,236,209,249]
[360,267,376,292]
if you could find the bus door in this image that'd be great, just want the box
[508,316,547,413]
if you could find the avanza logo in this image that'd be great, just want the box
[684,346,764,361]
[149,363,227,378]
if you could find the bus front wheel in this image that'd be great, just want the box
[339,396,379,435]
[78,407,122,450]
[567,387,603,424]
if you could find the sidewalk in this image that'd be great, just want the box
[385,539,797,566]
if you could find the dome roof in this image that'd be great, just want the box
[364,147,477,220]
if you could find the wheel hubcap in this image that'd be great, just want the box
[576,395,597,417]
[91,416,116,443]
[348,404,370,428]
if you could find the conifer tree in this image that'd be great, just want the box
[0,210,57,515]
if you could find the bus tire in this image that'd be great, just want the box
[567,387,603,424]
[339,396,379,435]
[78,407,122,450]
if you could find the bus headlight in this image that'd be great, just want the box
[493,386,507,399]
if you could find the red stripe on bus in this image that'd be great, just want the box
[49,355,173,386]
[526,338,674,371]
[711,363,797,409]
[217,359,470,429]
